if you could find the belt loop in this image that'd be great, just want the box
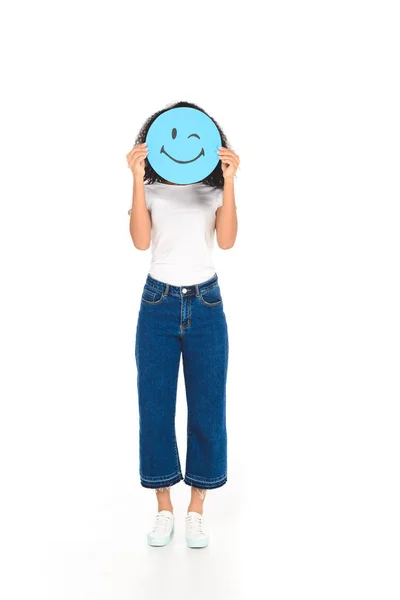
[164,283,169,296]
[195,284,200,297]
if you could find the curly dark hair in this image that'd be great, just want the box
[134,101,230,189]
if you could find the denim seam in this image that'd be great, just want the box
[141,474,183,488]
[184,475,227,489]
[141,293,166,305]
[144,283,161,293]
[187,400,192,474]
[180,296,191,330]
[185,472,227,483]
[172,352,181,474]
[199,296,223,307]
[147,275,217,298]
[172,429,181,474]
[199,282,219,294]
[198,282,222,306]
[142,289,155,301]
[141,469,182,482]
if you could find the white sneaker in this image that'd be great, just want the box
[147,510,174,546]
[185,511,210,548]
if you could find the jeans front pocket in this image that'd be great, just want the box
[141,283,165,305]
[199,284,223,307]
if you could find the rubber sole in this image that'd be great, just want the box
[186,536,209,548]
[147,526,174,546]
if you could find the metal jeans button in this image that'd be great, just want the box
[182,288,187,294]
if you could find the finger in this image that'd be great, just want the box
[130,148,148,157]
[220,162,235,171]
[127,150,148,163]
[131,153,147,167]
[219,153,239,165]
[128,154,146,169]
[219,152,239,161]
[129,143,148,156]
[222,154,240,166]
[218,149,239,160]
[127,149,148,164]
[126,143,147,159]
[220,156,239,167]
[217,146,234,152]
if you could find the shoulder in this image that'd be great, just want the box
[144,182,160,195]
[127,182,159,216]
[198,183,223,197]
[204,185,223,210]
[144,182,162,210]
[191,184,223,212]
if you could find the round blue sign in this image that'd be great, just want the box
[145,107,222,184]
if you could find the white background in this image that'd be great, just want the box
[1,1,399,598]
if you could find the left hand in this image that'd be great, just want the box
[218,147,240,180]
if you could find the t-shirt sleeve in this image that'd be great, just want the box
[214,187,239,211]
[144,184,153,211]
[215,189,224,211]
[127,184,152,215]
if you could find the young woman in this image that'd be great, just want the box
[126,101,239,548]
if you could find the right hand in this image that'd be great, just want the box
[126,143,148,178]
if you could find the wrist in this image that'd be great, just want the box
[223,176,235,185]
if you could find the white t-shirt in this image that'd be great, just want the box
[130,182,223,286]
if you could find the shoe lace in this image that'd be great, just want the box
[152,514,171,531]
[186,514,204,535]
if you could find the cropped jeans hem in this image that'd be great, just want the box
[140,471,183,489]
[184,472,228,490]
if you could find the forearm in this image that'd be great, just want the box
[216,178,238,249]
[129,177,152,250]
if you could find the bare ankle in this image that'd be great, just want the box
[155,487,173,512]
[188,486,207,515]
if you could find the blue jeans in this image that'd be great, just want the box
[135,272,229,490]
